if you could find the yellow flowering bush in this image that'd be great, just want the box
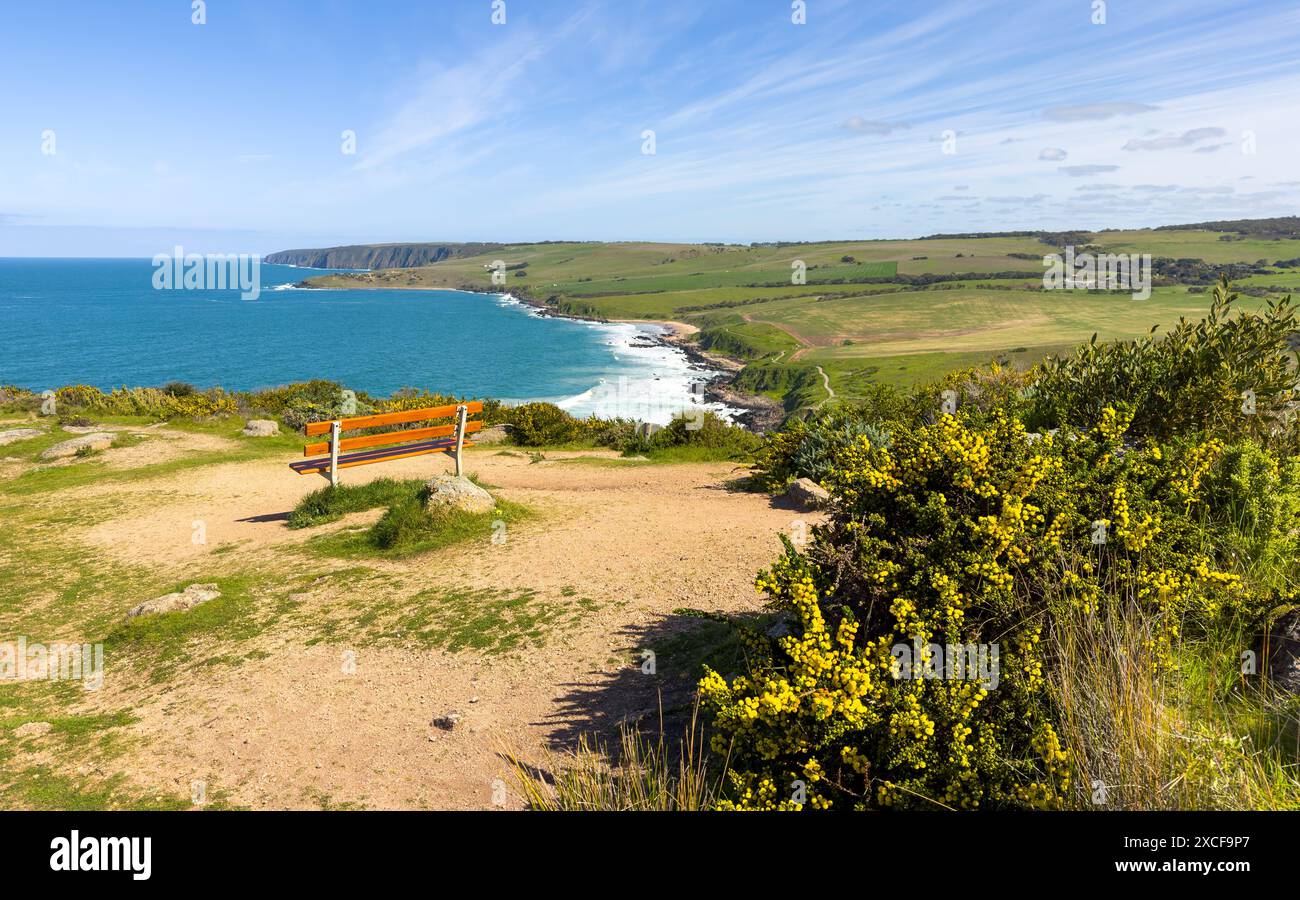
[54,383,237,419]
[704,405,1269,810]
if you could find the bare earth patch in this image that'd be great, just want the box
[17,433,800,809]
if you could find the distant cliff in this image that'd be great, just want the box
[262,243,504,270]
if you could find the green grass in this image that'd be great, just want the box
[288,477,429,528]
[303,495,531,560]
[347,585,601,654]
[102,575,267,683]
[0,421,300,498]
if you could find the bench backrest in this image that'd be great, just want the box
[293,401,484,485]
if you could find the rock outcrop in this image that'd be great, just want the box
[424,475,496,514]
[242,419,280,437]
[39,433,114,460]
[783,477,831,510]
[126,583,222,619]
[0,428,44,447]
[473,424,511,445]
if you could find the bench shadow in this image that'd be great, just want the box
[236,511,292,524]
[538,608,765,760]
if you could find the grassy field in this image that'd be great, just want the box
[303,224,1300,413]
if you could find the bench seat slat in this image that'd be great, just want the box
[289,438,475,474]
[304,401,485,436]
[303,419,483,457]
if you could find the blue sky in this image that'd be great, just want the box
[2,0,1299,256]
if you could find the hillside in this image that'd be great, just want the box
[282,220,1300,414]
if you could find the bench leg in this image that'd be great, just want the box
[454,405,467,477]
[329,420,341,488]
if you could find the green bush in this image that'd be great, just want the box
[53,384,237,419]
[1201,441,1300,579]
[506,402,587,446]
[702,407,1282,810]
[753,399,900,488]
[1029,277,1298,445]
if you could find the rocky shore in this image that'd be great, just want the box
[296,274,787,431]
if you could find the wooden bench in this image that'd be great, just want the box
[290,401,483,487]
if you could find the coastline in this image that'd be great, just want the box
[295,275,786,431]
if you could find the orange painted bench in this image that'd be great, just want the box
[290,401,483,486]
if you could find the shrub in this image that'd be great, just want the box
[1029,277,1298,445]
[0,385,38,412]
[1201,441,1300,580]
[506,402,587,446]
[53,384,237,419]
[701,407,1279,810]
[753,405,895,488]
[372,388,505,424]
[246,380,369,431]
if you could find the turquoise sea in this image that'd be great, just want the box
[0,258,722,422]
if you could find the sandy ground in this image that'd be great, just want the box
[21,430,805,809]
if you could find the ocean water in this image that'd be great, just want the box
[0,258,729,424]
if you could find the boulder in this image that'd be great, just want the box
[1264,608,1300,694]
[424,475,496,514]
[241,419,280,437]
[126,583,221,619]
[38,433,114,460]
[783,477,831,510]
[0,428,44,447]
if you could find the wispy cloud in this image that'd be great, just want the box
[1059,164,1122,177]
[1122,126,1226,151]
[842,117,909,135]
[1043,102,1159,122]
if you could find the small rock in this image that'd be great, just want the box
[783,477,831,510]
[1264,608,1300,694]
[241,419,280,437]
[424,475,495,515]
[0,428,44,447]
[469,696,479,703]
[431,712,462,731]
[38,433,114,460]
[15,721,52,738]
[126,583,222,619]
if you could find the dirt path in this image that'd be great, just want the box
[38,438,803,809]
[814,365,835,406]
